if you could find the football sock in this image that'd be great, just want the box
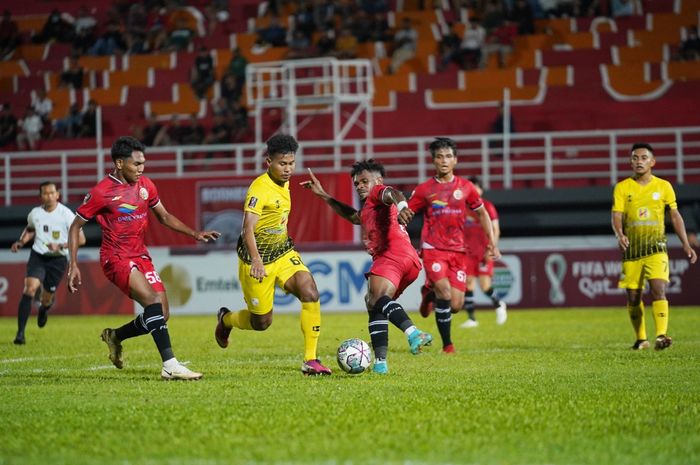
[226,309,253,330]
[628,302,646,341]
[115,313,149,341]
[374,295,413,332]
[17,294,32,334]
[143,303,174,362]
[300,301,321,361]
[368,310,388,361]
[434,298,452,348]
[652,300,669,337]
[485,287,500,307]
[463,290,476,320]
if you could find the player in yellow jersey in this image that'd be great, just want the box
[214,134,331,375]
[611,143,697,351]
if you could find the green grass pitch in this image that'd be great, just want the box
[1,307,699,465]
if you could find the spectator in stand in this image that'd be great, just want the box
[59,55,85,90]
[360,0,389,14]
[33,9,73,44]
[229,99,249,142]
[0,103,18,147]
[286,29,312,59]
[203,114,232,145]
[132,114,167,147]
[220,73,243,107]
[680,26,700,61]
[256,15,287,47]
[211,98,230,118]
[369,11,391,43]
[225,47,248,84]
[332,27,359,59]
[191,47,215,99]
[481,20,517,68]
[167,17,194,52]
[77,100,98,138]
[293,2,316,40]
[459,20,486,70]
[16,107,43,150]
[205,0,231,36]
[489,102,515,151]
[53,103,82,138]
[145,5,169,52]
[125,3,148,53]
[315,27,336,56]
[313,0,336,31]
[89,20,127,55]
[351,10,372,43]
[510,0,535,35]
[388,18,417,74]
[164,115,184,145]
[180,114,205,145]
[31,89,53,127]
[437,22,462,71]
[72,7,98,55]
[0,10,20,60]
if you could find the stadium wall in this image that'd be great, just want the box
[1,237,697,317]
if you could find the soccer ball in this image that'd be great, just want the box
[336,338,372,374]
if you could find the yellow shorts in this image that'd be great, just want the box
[238,248,309,315]
[618,252,669,289]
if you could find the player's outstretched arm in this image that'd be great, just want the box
[670,208,698,264]
[67,216,87,293]
[301,168,360,225]
[382,186,414,225]
[152,202,221,243]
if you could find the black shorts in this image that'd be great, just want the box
[26,249,68,293]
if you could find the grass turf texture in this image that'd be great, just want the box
[1,307,699,465]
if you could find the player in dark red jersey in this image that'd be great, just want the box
[400,138,499,353]
[67,136,220,380]
[302,160,433,374]
[461,176,506,328]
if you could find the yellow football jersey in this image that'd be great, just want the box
[237,172,294,264]
[612,175,677,261]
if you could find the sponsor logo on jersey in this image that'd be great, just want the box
[118,203,139,214]
[453,189,463,200]
[139,187,149,200]
[430,200,448,209]
[652,192,660,200]
[638,207,649,219]
[111,195,122,201]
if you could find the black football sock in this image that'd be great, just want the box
[485,287,500,307]
[434,298,452,347]
[17,294,32,335]
[143,303,174,362]
[368,310,389,360]
[115,313,150,341]
[374,295,413,332]
[463,290,476,321]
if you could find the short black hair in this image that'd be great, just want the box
[631,142,654,155]
[351,159,385,178]
[39,181,56,194]
[428,137,457,158]
[111,136,145,162]
[266,134,299,157]
[467,176,482,189]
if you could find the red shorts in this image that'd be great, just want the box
[102,254,165,296]
[421,248,467,292]
[464,254,494,277]
[368,252,422,299]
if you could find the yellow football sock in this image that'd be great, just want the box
[300,301,321,361]
[652,300,669,337]
[628,302,646,341]
[226,309,253,330]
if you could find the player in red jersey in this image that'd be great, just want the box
[400,138,499,353]
[461,176,507,328]
[302,160,433,374]
[67,136,220,380]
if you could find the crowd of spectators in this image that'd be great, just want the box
[0,0,690,151]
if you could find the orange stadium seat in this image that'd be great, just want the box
[14,44,47,61]
[666,61,700,80]
[86,87,127,106]
[615,44,666,63]
[0,60,29,77]
[14,14,47,34]
[107,70,152,88]
[604,63,666,95]
[126,53,175,71]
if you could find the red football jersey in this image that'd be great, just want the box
[464,198,498,258]
[77,174,160,260]
[360,184,418,259]
[408,176,483,252]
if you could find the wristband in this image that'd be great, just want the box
[396,201,408,211]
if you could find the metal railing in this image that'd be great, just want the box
[2,126,700,206]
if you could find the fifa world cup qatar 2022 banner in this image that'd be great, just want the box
[0,245,697,316]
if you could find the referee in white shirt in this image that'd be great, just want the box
[10,181,85,345]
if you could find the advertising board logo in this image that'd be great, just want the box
[159,264,192,306]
